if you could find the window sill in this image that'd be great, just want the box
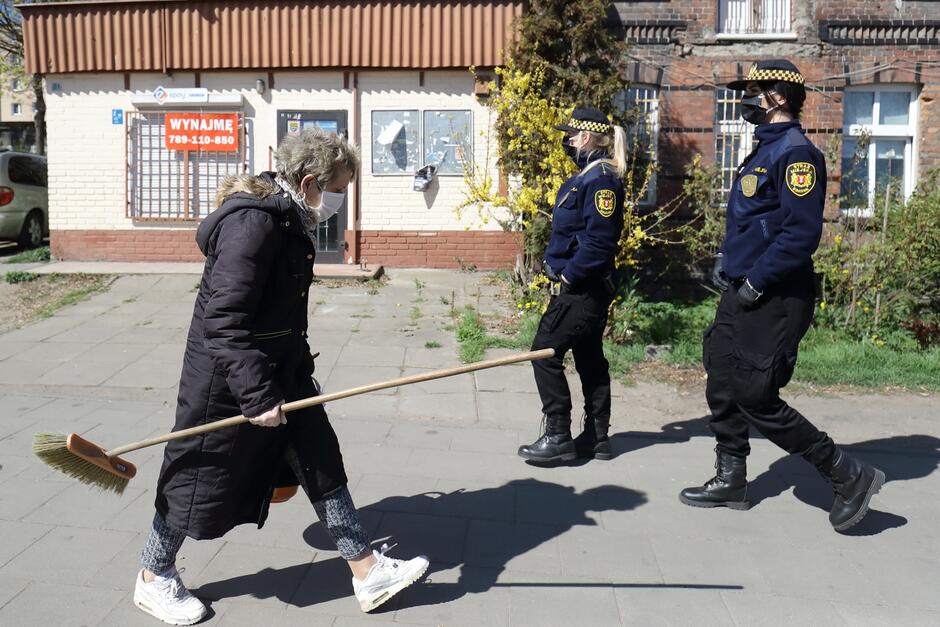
[715,32,799,41]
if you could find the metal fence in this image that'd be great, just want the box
[126,110,246,221]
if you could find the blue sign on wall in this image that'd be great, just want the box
[112,109,124,125]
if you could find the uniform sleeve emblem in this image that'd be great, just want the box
[786,162,816,197]
[594,189,617,218]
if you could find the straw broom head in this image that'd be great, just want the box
[33,433,137,495]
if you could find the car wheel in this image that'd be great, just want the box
[18,210,44,249]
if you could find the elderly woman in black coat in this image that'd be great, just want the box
[132,128,428,625]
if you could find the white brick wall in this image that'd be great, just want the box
[357,71,502,231]
[44,70,504,234]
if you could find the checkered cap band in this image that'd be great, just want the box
[746,67,805,85]
[568,119,611,133]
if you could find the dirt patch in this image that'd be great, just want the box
[0,273,112,333]
[630,360,706,392]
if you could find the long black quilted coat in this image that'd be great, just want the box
[154,172,347,539]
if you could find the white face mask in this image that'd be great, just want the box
[275,176,345,225]
[312,189,345,223]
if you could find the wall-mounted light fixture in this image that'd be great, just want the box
[255,78,266,95]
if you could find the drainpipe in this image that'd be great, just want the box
[348,70,361,264]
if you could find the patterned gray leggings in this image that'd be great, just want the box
[140,486,369,574]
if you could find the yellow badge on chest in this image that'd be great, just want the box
[786,162,816,197]
[594,189,616,217]
[740,174,758,197]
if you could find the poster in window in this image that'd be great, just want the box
[372,111,418,174]
[165,112,239,152]
[422,110,472,175]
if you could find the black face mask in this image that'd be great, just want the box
[563,136,578,160]
[740,93,780,125]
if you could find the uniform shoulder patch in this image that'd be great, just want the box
[594,189,617,218]
[785,162,816,197]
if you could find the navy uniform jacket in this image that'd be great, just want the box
[723,121,826,292]
[544,153,625,285]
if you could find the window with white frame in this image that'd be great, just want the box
[11,103,22,116]
[841,86,918,212]
[10,78,20,91]
[615,85,659,205]
[372,109,473,176]
[715,88,755,202]
[719,0,792,36]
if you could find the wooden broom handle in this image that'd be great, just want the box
[106,348,554,457]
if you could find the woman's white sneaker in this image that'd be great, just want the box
[352,544,429,612]
[133,567,207,625]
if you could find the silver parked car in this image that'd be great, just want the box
[0,151,48,249]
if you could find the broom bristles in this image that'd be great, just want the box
[33,433,131,495]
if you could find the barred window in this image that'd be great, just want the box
[126,110,247,220]
[616,86,659,205]
[715,88,755,203]
[718,0,792,35]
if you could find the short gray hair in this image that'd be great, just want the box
[275,127,360,188]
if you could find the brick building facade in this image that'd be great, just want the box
[20,1,521,268]
[18,1,939,266]
[613,0,939,217]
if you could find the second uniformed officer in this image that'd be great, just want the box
[679,60,885,531]
[518,107,626,463]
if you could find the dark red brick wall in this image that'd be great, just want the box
[53,228,524,269]
[358,230,522,269]
[612,0,940,216]
[52,229,204,261]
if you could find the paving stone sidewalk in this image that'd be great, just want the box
[0,270,938,627]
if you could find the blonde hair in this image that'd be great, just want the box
[581,125,628,178]
[276,127,361,189]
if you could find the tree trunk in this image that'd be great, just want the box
[31,74,45,155]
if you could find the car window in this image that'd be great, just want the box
[8,156,46,187]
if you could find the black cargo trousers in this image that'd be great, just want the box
[704,270,835,463]
[531,278,615,430]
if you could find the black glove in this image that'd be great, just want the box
[711,253,730,292]
[736,278,762,308]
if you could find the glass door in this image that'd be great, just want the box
[276,110,348,263]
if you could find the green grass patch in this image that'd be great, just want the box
[410,306,423,322]
[4,246,50,263]
[455,306,530,363]
[36,275,110,319]
[424,340,442,349]
[5,271,39,284]
[793,328,940,390]
[414,278,426,290]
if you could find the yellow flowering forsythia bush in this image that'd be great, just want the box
[460,61,673,315]
[459,60,575,270]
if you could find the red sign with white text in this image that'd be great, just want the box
[165,113,239,152]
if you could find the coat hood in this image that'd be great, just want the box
[196,171,295,255]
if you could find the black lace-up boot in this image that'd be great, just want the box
[679,448,750,510]
[518,415,576,462]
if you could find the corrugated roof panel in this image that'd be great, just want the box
[22,1,521,74]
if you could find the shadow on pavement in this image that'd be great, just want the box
[193,478,741,613]
[608,419,936,536]
[748,434,940,534]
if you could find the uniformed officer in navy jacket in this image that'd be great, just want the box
[679,60,885,532]
[518,107,627,464]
